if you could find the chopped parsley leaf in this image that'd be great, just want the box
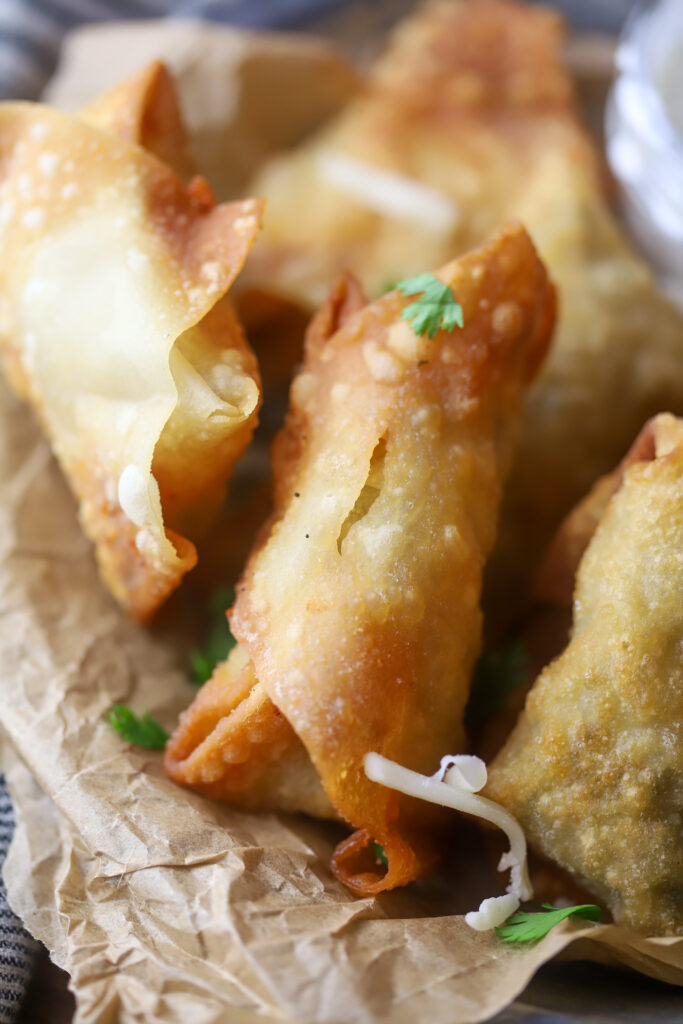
[191,585,237,686]
[371,841,389,868]
[496,903,602,944]
[109,705,169,750]
[396,273,464,339]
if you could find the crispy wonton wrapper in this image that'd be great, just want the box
[1,17,682,1024]
[165,223,556,895]
[0,89,263,620]
[44,18,360,200]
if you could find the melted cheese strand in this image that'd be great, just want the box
[433,753,488,792]
[364,751,532,901]
[465,894,520,932]
[318,150,460,233]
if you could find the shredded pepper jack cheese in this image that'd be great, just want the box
[364,752,532,929]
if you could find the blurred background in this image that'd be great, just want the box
[1,0,641,101]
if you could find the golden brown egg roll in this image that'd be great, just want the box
[241,0,683,627]
[486,414,683,935]
[166,222,556,894]
[0,100,263,620]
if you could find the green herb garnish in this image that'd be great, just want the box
[109,705,170,750]
[466,641,526,726]
[191,585,237,686]
[371,841,389,867]
[496,903,602,944]
[396,273,464,339]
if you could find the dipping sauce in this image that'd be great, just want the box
[607,0,683,305]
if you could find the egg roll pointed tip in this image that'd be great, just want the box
[79,59,196,181]
[534,413,664,610]
[435,220,557,384]
[101,527,198,625]
[304,271,368,362]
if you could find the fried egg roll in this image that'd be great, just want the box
[166,223,556,894]
[486,414,683,935]
[0,100,262,619]
[241,0,683,626]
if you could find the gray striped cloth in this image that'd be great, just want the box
[0,0,640,102]
[0,0,349,100]
[0,778,37,1023]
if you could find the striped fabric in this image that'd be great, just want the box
[0,778,37,1023]
[0,0,639,102]
[0,0,350,100]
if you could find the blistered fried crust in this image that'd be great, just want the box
[486,414,683,935]
[244,0,683,627]
[0,102,263,619]
[374,0,573,112]
[477,420,661,765]
[486,155,683,633]
[167,224,554,894]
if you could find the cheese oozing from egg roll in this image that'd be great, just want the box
[0,97,263,620]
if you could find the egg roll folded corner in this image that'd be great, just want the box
[0,102,264,620]
[78,60,197,181]
[485,412,683,935]
[166,223,556,894]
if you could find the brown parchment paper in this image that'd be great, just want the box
[1,18,683,1024]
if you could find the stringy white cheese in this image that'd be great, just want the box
[364,752,533,930]
[118,464,154,529]
[465,894,520,932]
[318,151,460,233]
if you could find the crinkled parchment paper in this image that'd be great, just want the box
[1,20,682,1024]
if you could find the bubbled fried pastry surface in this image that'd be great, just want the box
[486,414,683,936]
